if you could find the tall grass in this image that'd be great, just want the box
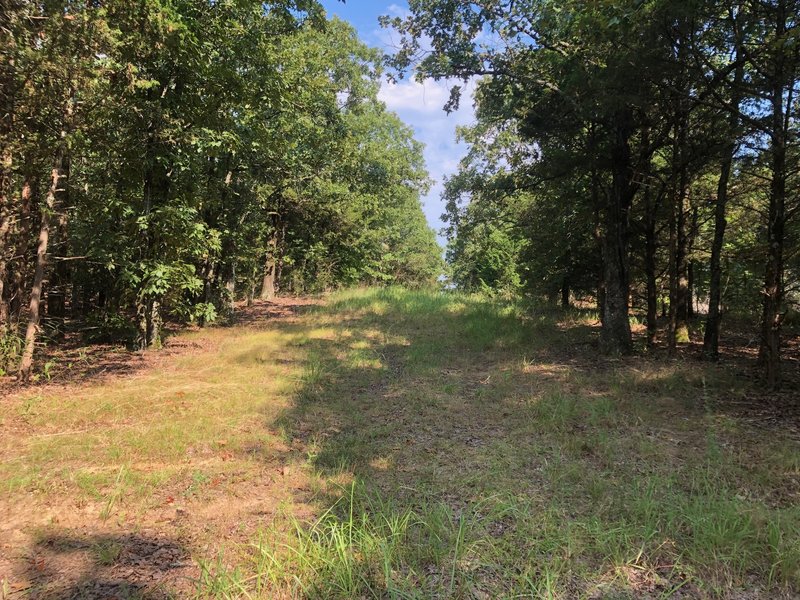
[195,483,516,599]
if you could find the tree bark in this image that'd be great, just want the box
[0,147,11,329]
[668,126,691,352]
[703,20,744,359]
[18,159,59,381]
[759,91,787,388]
[225,261,236,313]
[644,212,658,348]
[641,164,661,349]
[687,260,695,319]
[758,4,791,389]
[260,216,279,300]
[260,251,276,300]
[13,176,36,321]
[600,114,634,355]
[703,149,732,357]
[47,153,70,319]
[561,276,570,308]
[0,32,15,332]
[674,185,689,342]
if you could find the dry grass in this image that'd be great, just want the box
[1,288,799,599]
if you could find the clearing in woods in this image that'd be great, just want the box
[1,287,799,599]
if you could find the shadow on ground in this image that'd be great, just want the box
[10,531,191,599]
[260,288,800,598]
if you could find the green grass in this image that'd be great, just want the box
[3,287,798,599]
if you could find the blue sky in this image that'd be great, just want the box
[319,0,476,246]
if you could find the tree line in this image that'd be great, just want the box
[0,1,442,380]
[389,0,800,388]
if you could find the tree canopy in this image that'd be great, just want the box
[0,0,443,379]
[388,0,800,387]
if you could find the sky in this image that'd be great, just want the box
[319,0,476,247]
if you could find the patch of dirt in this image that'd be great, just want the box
[0,298,319,599]
[230,296,321,328]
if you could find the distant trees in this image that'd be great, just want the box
[390,0,800,387]
[0,1,442,379]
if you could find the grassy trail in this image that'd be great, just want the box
[1,288,798,599]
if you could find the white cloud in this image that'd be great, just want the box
[378,79,452,114]
[386,3,410,18]
[377,77,478,244]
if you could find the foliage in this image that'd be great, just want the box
[0,1,443,373]
[388,0,800,381]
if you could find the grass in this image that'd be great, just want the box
[2,287,799,599]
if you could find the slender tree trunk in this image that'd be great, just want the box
[641,164,661,348]
[668,177,678,356]
[10,175,32,327]
[225,261,236,313]
[687,260,695,319]
[0,41,15,332]
[644,215,658,348]
[594,211,606,324]
[704,25,744,359]
[589,127,606,324]
[199,258,215,327]
[275,220,286,294]
[600,115,634,355]
[147,299,161,348]
[759,98,787,388]
[18,159,59,381]
[704,154,734,357]
[0,148,11,329]
[668,123,691,353]
[561,276,570,308]
[674,185,689,341]
[260,216,279,300]
[47,154,69,319]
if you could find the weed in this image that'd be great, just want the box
[92,540,123,565]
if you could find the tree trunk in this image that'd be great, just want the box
[0,147,11,329]
[703,153,732,357]
[260,253,276,300]
[703,21,744,360]
[561,276,570,308]
[758,4,792,389]
[260,218,279,300]
[759,89,787,388]
[589,128,606,325]
[199,258,215,327]
[225,261,236,313]
[147,299,161,348]
[644,215,658,348]
[687,260,695,319]
[674,189,689,343]
[18,160,59,381]
[136,297,162,350]
[11,175,33,322]
[668,129,690,353]
[600,115,634,355]
[0,42,15,332]
[47,153,70,319]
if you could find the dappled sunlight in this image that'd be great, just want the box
[3,288,799,598]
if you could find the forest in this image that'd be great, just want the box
[2,1,800,599]
[388,0,800,388]
[0,0,442,381]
